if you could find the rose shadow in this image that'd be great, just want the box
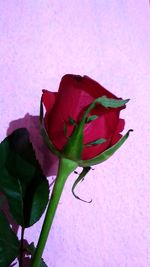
[2,113,58,266]
[7,113,58,178]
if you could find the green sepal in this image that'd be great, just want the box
[86,115,99,123]
[63,122,67,137]
[79,129,133,167]
[0,211,20,267]
[85,138,106,147]
[72,167,92,203]
[69,116,77,126]
[40,98,61,158]
[95,96,129,108]
[83,96,129,122]
[62,119,84,161]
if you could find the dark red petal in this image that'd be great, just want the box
[61,75,126,113]
[116,118,125,132]
[45,79,94,151]
[82,109,119,160]
[110,119,125,146]
[55,75,94,120]
[42,90,57,112]
[83,75,118,99]
[111,133,122,146]
[82,76,127,112]
[61,74,118,99]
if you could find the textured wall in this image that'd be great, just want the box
[0,1,150,267]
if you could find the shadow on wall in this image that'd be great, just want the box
[1,113,58,266]
[7,113,58,178]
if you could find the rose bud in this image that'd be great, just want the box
[40,74,133,201]
[40,74,132,167]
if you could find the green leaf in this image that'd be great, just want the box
[79,129,133,167]
[69,116,77,126]
[26,242,48,267]
[85,138,106,147]
[96,96,129,108]
[72,167,92,203]
[86,115,99,123]
[0,128,49,227]
[0,211,20,267]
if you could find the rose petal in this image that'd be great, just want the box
[76,75,118,99]
[111,133,122,146]
[46,77,94,150]
[110,119,125,146]
[42,90,57,112]
[61,75,126,113]
[60,74,117,99]
[82,109,119,160]
[115,118,125,133]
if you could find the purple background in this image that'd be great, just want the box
[0,1,150,267]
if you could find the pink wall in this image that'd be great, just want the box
[0,1,150,266]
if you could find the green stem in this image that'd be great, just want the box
[31,158,77,267]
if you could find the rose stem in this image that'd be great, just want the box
[31,158,77,267]
[19,226,25,267]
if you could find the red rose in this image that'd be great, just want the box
[41,74,130,164]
